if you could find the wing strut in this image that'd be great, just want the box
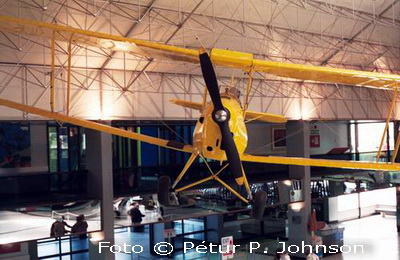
[376,86,398,162]
[172,153,198,188]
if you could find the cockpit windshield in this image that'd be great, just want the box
[222,86,241,100]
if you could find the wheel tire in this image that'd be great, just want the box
[157,176,171,206]
[250,191,267,220]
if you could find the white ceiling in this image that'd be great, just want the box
[0,0,398,72]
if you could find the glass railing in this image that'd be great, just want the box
[37,236,89,259]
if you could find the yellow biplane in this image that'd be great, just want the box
[0,15,400,218]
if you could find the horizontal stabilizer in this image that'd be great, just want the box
[171,99,287,123]
[245,110,287,123]
[170,99,203,111]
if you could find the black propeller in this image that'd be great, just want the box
[199,48,244,186]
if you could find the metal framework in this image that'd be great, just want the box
[0,0,399,121]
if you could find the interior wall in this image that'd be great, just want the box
[0,243,29,260]
[246,121,349,156]
[310,121,349,155]
[0,121,48,174]
[328,187,396,223]
[29,122,48,172]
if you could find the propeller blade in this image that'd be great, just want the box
[219,120,245,185]
[199,48,224,111]
[199,48,244,185]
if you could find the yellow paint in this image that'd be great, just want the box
[175,176,214,192]
[252,59,400,89]
[50,31,55,112]
[392,136,400,164]
[214,176,249,203]
[244,110,287,123]
[193,95,247,161]
[175,163,229,192]
[377,87,397,161]
[210,49,253,69]
[170,99,203,111]
[0,15,199,63]
[243,67,254,116]
[66,33,74,116]
[172,153,198,188]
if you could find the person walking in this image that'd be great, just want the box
[128,203,145,232]
[61,215,72,229]
[71,214,88,239]
[50,218,68,237]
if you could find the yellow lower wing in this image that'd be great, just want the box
[0,98,193,153]
[241,154,400,172]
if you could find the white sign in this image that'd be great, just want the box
[221,236,234,259]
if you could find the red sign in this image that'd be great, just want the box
[221,236,234,259]
[0,243,21,254]
[310,135,320,148]
[164,229,176,238]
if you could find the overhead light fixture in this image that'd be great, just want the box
[97,39,147,56]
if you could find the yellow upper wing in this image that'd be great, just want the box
[1,15,399,89]
[0,15,199,63]
[209,48,400,89]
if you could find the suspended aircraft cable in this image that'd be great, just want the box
[135,72,207,145]
[109,88,189,144]
[96,38,206,144]
[110,82,190,145]
[108,32,230,144]
[159,120,187,143]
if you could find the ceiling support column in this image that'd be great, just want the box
[86,128,115,260]
[286,120,311,257]
[393,121,400,233]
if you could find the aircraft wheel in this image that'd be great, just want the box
[157,175,171,206]
[250,191,267,220]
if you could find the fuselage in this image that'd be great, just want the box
[193,93,248,161]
